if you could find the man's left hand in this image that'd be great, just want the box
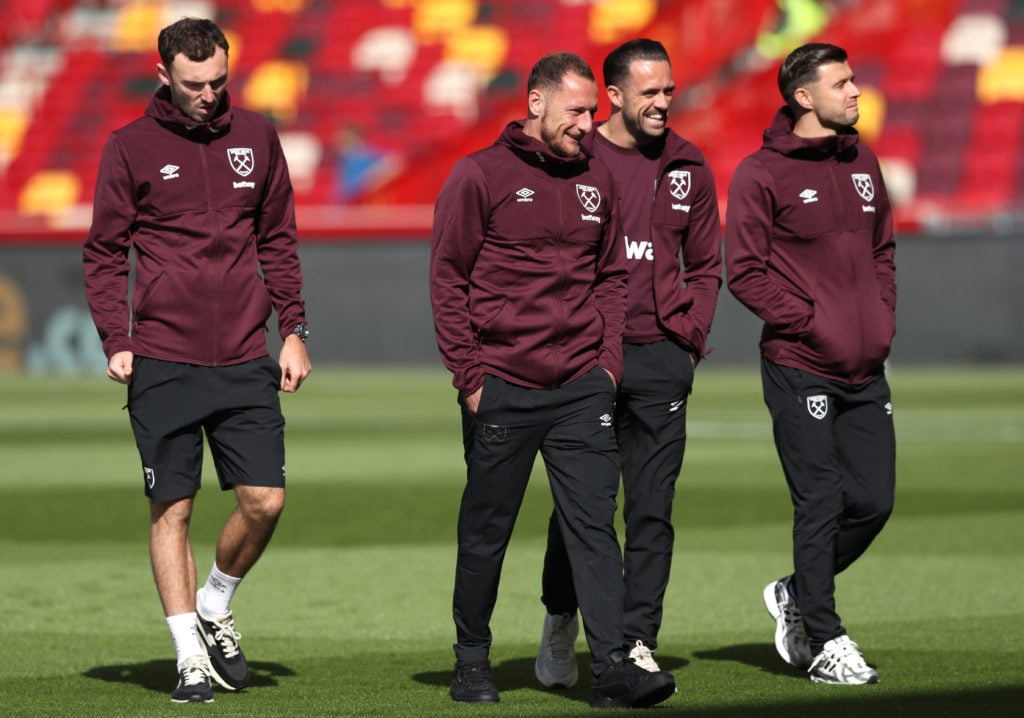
[279,335,311,392]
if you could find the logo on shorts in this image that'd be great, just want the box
[806,395,828,420]
[144,467,156,490]
[599,413,613,427]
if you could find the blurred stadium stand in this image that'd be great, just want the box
[1,0,1022,238]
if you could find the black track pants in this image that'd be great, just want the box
[761,359,896,651]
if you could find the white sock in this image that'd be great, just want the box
[197,562,242,617]
[167,613,203,669]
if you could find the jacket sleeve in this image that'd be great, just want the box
[724,157,814,335]
[594,173,627,382]
[674,161,722,357]
[429,158,490,396]
[255,126,307,338]
[82,134,136,359]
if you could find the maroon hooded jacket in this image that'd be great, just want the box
[430,120,627,396]
[725,107,896,384]
[583,127,721,357]
[83,87,306,366]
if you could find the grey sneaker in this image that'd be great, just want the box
[196,591,249,691]
[627,640,661,672]
[763,576,813,669]
[170,654,214,703]
[534,612,579,688]
[809,635,879,684]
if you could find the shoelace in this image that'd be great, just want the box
[630,641,659,671]
[180,657,211,687]
[547,617,575,659]
[459,663,493,688]
[211,616,242,659]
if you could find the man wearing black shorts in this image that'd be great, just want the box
[83,18,310,703]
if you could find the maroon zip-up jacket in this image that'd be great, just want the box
[583,127,721,358]
[725,106,896,384]
[430,120,627,397]
[83,87,306,366]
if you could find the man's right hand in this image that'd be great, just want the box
[464,385,483,414]
[107,351,134,384]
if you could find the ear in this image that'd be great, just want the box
[527,88,545,119]
[606,84,624,111]
[157,62,171,87]
[793,85,814,111]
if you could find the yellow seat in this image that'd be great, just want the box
[110,1,164,54]
[589,0,656,46]
[0,108,29,169]
[241,60,310,125]
[855,85,886,145]
[977,46,1024,104]
[17,170,82,218]
[251,0,308,12]
[411,0,477,45]
[443,24,509,84]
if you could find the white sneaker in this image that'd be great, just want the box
[627,640,661,672]
[763,576,813,669]
[809,635,879,685]
[534,612,578,688]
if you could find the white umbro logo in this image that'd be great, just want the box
[160,164,180,180]
[516,187,534,203]
[599,413,612,427]
[669,399,685,413]
[800,189,818,204]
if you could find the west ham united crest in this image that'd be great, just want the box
[576,184,601,213]
[669,170,691,200]
[806,395,828,420]
[851,173,874,202]
[227,147,255,177]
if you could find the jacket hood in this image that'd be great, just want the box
[497,119,592,173]
[585,122,707,174]
[145,85,233,134]
[762,105,859,159]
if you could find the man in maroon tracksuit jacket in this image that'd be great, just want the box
[725,43,896,685]
[430,51,676,709]
[534,39,722,685]
[82,18,310,703]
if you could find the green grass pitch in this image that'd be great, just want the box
[1,365,1022,716]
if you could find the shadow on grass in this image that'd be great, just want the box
[413,654,693,707]
[83,659,296,693]
[694,642,806,678]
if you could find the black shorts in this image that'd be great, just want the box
[127,356,286,503]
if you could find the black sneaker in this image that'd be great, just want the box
[196,593,250,691]
[591,658,676,709]
[170,654,214,703]
[450,660,500,703]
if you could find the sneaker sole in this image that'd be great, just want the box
[763,581,812,669]
[171,695,214,703]
[810,673,879,685]
[534,658,578,689]
[591,674,676,709]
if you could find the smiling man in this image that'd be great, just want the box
[430,51,676,709]
[725,42,896,685]
[534,39,722,687]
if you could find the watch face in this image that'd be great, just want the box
[294,323,309,340]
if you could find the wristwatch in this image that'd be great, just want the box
[291,322,309,342]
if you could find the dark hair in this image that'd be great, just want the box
[158,17,229,68]
[777,42,848,107]
[603,38,670,89]
[527,51,595,95]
